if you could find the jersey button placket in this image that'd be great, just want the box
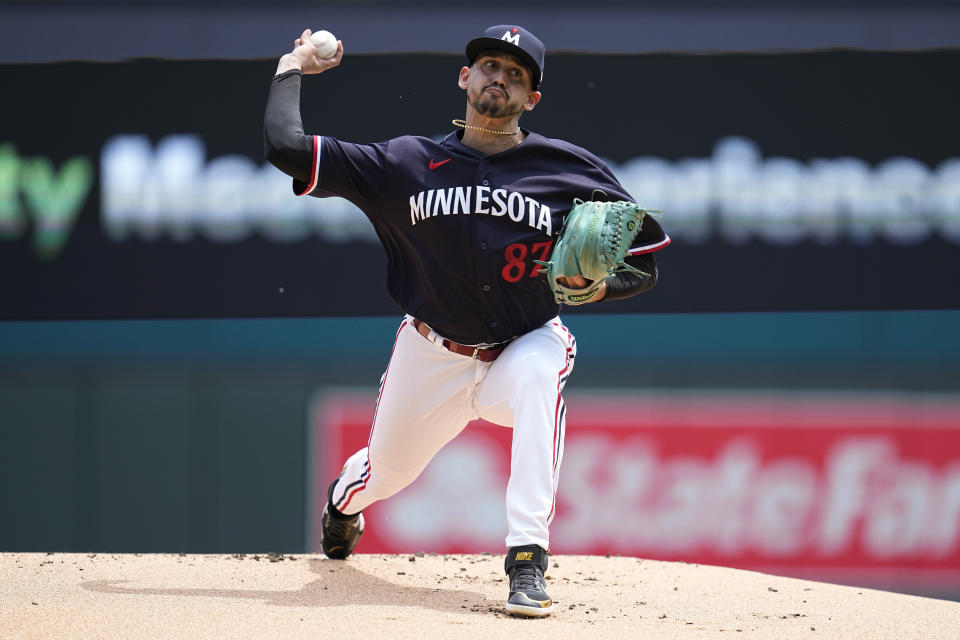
[477,163,500,341]
[478,157,490,188]
[479,244,489,291]
[474,163,493,339]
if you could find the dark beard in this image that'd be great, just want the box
[471,93,522,119]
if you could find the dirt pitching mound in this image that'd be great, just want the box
[2,552,958,639]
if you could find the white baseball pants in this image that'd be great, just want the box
[329,314,577,551]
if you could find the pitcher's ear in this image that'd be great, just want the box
[523,91,542,112]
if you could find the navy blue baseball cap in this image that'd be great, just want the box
[466,25,545,90]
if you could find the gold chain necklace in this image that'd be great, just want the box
[452,119,520,136]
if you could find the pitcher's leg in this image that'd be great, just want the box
[476,320,576,551]
[330,318,479,517]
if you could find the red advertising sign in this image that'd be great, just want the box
[309,390,960,587]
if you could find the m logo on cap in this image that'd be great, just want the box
[501,30,520,46]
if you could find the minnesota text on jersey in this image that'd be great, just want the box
[409,186,553,235]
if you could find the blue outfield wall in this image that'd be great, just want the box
[1,310,959,556]
[2,310,959,366]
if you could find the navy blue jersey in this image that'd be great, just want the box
[294,130,669,345]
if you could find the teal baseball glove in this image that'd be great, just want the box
[536,199,660,305]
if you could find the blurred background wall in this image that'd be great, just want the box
[5,0,960,62]
[2,0,960,602]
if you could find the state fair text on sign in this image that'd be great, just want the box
[309,391,960,586]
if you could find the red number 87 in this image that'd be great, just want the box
[501,240,554,283]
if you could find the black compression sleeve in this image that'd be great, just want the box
[263,70,315,184]
[602,253,659,301]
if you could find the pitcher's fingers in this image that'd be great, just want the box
[329,40,344,63]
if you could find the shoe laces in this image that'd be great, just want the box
[326,509,359,537]
[511,564,544,591]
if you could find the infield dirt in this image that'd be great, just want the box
[2,552,958,639]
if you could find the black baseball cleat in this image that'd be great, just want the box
[504,544,554,617]
[321,479,364,560]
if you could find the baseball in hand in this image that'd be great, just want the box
[310,30,338,60]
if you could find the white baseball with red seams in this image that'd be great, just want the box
[329,315,576,551]
[310,30,337,59]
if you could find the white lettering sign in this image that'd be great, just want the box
[100,134,960,247]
